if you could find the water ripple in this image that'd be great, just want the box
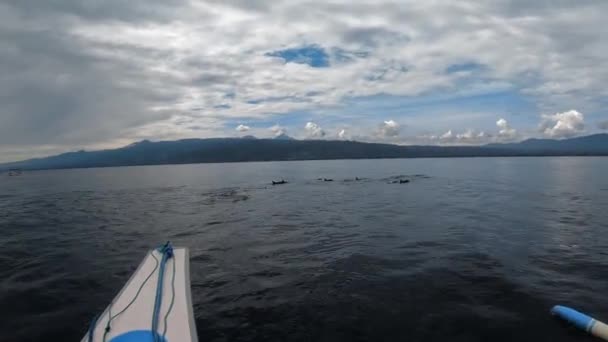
[1,159,608,341]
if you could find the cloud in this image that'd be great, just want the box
[269,124,287,137]
[456,130,476,140]
[236,124,250,132]
[304,122,326,138]
[338,129,347,139]
[421,118,515,145]
[430,129,491,144]
[378,120,401,137]
[424,118,516,144]
[598,121,608,130]
[539,110,585,138]
[440,130,453,140]
[1,1,608,161]
[496,118,517,139]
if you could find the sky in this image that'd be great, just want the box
[1,0,607,162]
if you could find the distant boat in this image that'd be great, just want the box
[272,180,287,185]
[399,179,410,184]
[323,178,333,182]
[83,242,198,342]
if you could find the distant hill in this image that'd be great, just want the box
[274,133,295,140]
[487,133,608,154]
[1,134,606,171]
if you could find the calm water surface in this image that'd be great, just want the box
[1,157,608,342]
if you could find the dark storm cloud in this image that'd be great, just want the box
[3,0,188,23]
[341,27,409,48]
[0,1,181,147]
[203,0,273,12]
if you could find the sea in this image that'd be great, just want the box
[1,157,607,342]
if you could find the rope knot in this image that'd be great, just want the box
[157,241,173,258]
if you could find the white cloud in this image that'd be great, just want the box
[2,1,608,160]
[269,124,287,137]
[431,129,491,144]
[236,124,250,132]
[440,130,453,140]
[496,118,517,139]
[456,130,476,140]
[378,120,401,137]
[426,118,517,145]
[539,110,585,138]
[338,129,347,139]
[304,122,326,138]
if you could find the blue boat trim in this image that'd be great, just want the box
[551,305,595,332]
[109,330,168,342]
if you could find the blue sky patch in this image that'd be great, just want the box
[266,45,330,68]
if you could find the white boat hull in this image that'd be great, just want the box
[83,247,197,342]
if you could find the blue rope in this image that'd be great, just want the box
[152,242,173,341]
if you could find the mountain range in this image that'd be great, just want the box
[1,134,607,171]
